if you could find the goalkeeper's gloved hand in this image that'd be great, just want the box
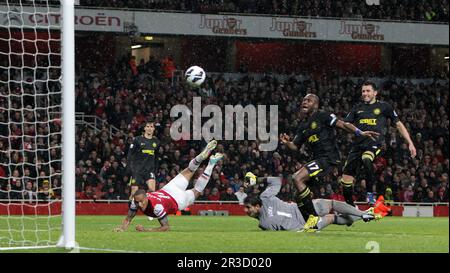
[244,172,257,188]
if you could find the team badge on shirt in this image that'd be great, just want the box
[311,121,317,129]
[374,108,381,115]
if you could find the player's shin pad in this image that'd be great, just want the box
[295,187,317,218]
[340,178,355,206]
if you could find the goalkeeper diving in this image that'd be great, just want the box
[243,172,382,232]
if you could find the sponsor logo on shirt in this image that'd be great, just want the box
[360,119,377,125]
[308,134,320,143]
[142,149,155,155]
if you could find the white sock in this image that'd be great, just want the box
[194,162,215,192]
[188,156,203,172]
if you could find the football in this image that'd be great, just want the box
[184,65,206,88]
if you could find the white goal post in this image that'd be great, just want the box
[0,0,75,250]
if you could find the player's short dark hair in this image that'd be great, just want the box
[244,195,262,207]
[133,189,147,197]
[362,80,378,91]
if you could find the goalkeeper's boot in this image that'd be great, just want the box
[209,153,224,165]
[301,215,320,233]
[200,140,218,161]
[245,172,257,187]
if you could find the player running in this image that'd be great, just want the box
[243,172,380,232]
[279,94,379,226]
[114,140,222,232]
[340,81,416,206]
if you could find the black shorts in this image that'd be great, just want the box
[342,143,382,176]
[129,171,155,187]
[304,158,340,180]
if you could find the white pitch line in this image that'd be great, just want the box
[0,245,58,251]
[77,246,146,253]
[0,245,145,253]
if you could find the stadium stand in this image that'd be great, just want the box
[2,52,447,204]
[78,0,449,23]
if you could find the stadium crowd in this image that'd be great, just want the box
[78,0,449,22]
[4,49,448,206]
[0,40,449,205]
[75,53,449,205]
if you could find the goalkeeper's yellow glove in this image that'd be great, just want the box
[244,172,257,188]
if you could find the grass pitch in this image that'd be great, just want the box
[0,216,448,253]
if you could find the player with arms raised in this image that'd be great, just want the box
[279,94,379,228]
[340,81,416,206]
[114,140,222,232]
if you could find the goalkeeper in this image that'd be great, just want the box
[243,172,381,232]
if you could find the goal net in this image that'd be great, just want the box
[0,0,75,250]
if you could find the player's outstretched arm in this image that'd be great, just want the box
[395,121,416,158]
[244,173,281,200]
[335,120,380,141]
[135,215,170,232]
[114,209,137,232]
[279,133,299,151]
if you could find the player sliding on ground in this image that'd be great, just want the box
[243,172,381,232]
[114,140,222,232]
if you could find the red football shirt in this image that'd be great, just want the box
[141,190,179,219]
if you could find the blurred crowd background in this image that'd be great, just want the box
[80,0,449,22]
[0,0,448,205]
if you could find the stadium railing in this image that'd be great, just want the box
[75,112,121,137]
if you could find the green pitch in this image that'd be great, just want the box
[0,216,448,253]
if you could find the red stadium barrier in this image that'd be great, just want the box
[434,205,449,217]
[0,202,448,216]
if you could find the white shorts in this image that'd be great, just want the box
[162,173,195,210]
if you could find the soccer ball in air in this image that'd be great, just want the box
[185,66,206,88]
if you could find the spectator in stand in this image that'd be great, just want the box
[22,181,37,203]
[330,185,345,202]
[102,187,120,200]
[234,186,247,205]
[220,187,239,202]
[423,190,437,203]
[161,55,176,80]
[403,185,414,202]
[208,187,220,201]
[129,55,138,77]
[37,180,54,201]
[317,186,330,199]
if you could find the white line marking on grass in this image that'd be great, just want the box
[77,246,146,253]
[0,245,58,251]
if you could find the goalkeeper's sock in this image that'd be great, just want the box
[296,187,318,218]
[333,215,360,226]
[331,200,364,217]
[194,154,221,192]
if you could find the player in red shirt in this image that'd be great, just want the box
[114,140,222,232]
